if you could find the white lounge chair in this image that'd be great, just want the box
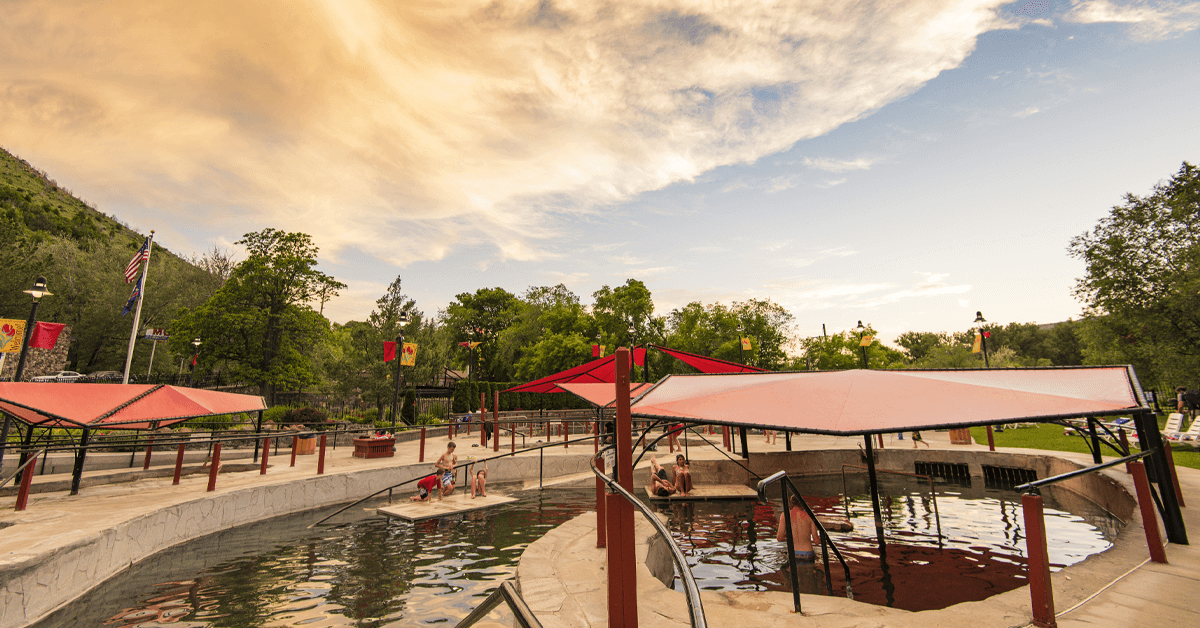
[1162,413,1185,440]
[1177,417,1200,442]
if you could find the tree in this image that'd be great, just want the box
[444,287,519,381]
[593,279,654,348]
[1069,162,1200,389]
[170,229,339,404]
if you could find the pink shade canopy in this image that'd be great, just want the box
[558,382,653,408]
[0,383,267,430]
[629,367,1145,434]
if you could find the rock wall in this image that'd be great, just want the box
[0,324,71,381]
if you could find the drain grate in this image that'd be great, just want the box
[982,465,1037,489]
[914,461,970,482]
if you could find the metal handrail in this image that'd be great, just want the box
[840,464,943,547]
[1015,450,1153,493]
[454,580,542,628]
[0,449,44,490]
[590,446,708,628]
[757,470,854,608]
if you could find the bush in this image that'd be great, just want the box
[263,405,294,424]
[281,406,329,425]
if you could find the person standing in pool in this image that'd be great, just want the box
[411,474,440,502]
[435,442,458,497]
[650,455,676,497]
[777,496,820,562]
[911,431,930,449]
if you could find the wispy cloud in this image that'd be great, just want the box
[852,272,972,307]
[0,0,1015,264]
[1065,0,1200,41]
[802,157,877,173]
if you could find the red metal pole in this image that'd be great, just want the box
[172,443,185,485]
[317,434,327,474]
[596,457,607,548]
[986,426,996,452]
[610,348,637,628]
[605,492,626,628]
[1129,461,1168,563]
[290,436,298,467]
[1021,493,1056,628]
[15,451,39,511]
[511,421,515,453]
[1162,444,1185,508]
[877,433,884,449]
[143,435,154,470]
[260,437,270,474]
[723,425,731,451]
[564,420,569,449]
[419,426,427,462]
[207,443,222,492]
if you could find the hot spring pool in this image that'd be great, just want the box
[35,475,1122,626]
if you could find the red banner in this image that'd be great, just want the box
[29,322,66,349]
[633,347,645,366]
[384,341,397,362]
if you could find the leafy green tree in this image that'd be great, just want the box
[593,279,654,348]
[170,229,340,404]
[444,287,519,380]
[1069,162,1200,390]
[795,326,906,370]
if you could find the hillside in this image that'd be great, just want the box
[0,147,222,375]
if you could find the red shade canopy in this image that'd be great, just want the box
[629,367,1146,434]
[0,383,267,430]
[558,382,653,408]
[655,346,769,374]
[502,354,622,393]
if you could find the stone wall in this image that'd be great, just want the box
[0,324,71,381]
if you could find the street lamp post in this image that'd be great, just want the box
[627,322,637,382]
[392,312,411,429]
[974,311,990,368]
[13,276,52,382]
[187,338,201,387]
[737,324,745,365]
[854,320,868,369]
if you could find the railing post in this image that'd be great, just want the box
[290,435,298,467]
[723,426,731,451]
[69,428,91,496]
[1021,491,1057,628]
[419,426,427,462]
[608,348,637,628]
[564,420,569,449]
[596,456,607,548]
[1128,461,1168,563]
[260,437,270,474]
[605,492,628,628]
[1162,444,1185,508]
[207,443,222,492]
[986,425,996,451]
[493,391,501,453]
[318,434,327,474]
[15,451,39,511]
[511,421,516,453]
[143,435,155,470]
[172,443,185,485]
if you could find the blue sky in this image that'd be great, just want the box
[2,1,1198,346]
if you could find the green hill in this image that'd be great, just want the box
[1,146,221,376]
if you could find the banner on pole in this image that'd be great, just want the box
[401,342,417,366]
[384,341,396,362]
[29,322,66,349]
[144,328,170,341]
[1,319,25,353]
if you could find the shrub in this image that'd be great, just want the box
[281,406,329,425]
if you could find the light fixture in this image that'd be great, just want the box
[974,311,986,324]
[23,276,51,301]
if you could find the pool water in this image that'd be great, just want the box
[36,476,1121,626]
[655,474,1122,611]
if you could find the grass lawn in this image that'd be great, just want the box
[968,423,1200,471]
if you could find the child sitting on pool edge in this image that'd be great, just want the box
[471,460,488,498]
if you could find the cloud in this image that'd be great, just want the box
[802,157,876,173]
[852,272,972,307]
[0,0,1014,264]
[1064,0,1200,41]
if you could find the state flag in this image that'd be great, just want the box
[121,273,143,315]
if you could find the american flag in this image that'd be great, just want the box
[125,238,150,283]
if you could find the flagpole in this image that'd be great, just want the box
[122,231,154,385]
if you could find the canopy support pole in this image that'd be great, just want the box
[864,435,884,536]
[739,428,749,460]
[1133,410,1188,544]
[69,427,91,495]
[15,423,35,484]
[0,414,10,468]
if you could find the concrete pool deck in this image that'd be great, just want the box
[1,427,1196,627]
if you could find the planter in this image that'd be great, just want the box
[948,428,973,445]
[353,437,395,459]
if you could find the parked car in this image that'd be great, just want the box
[85,370,124,382]
[30,371,85,382]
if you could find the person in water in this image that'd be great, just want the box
[777,495,821,562]
[650,455,676,497]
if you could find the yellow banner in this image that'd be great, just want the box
[740,337,752,350]
[858,335,873,347]
[599,345,606,356]
[972,333,982,353]
[469,341,481,349]
[401,342,418,366]
[0,319,25,353]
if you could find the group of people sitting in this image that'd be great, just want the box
[649,454,693,497]
[411,442,490,502]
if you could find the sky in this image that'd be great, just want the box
[2,0,1198,346]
